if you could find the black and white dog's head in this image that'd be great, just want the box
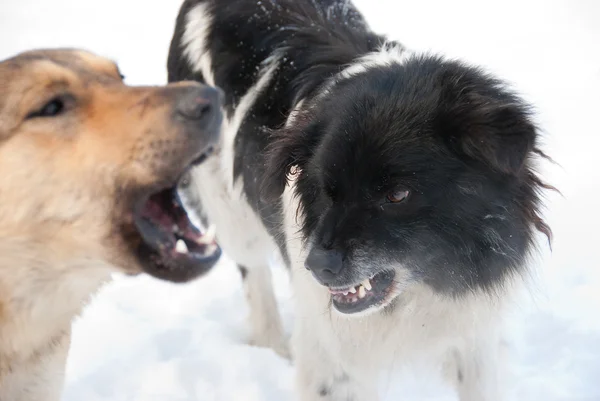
[264,47,551,315]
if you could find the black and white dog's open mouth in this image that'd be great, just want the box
[328,270,397,314]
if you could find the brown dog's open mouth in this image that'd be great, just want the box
[137,187,217,255]
[132,150,221,282]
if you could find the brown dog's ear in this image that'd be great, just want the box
[261,111,320,201]
[439,78,537,176]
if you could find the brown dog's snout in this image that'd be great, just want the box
[175,85,222,130]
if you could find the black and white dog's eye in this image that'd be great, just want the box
[386,189,410,203]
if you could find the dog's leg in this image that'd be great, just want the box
[238,263,289,359]
[443,338,505,401]
[293,321,378,401]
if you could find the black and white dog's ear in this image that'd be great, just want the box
[261,111,319,200]
[461,98,536,175]
[439,75,537,176]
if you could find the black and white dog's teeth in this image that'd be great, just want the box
[331,278,373,300]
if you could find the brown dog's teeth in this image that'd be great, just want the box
[204,243,218,256]
[175,239,189,254]
[196,224,216,245]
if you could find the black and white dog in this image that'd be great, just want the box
[168,1,551,399]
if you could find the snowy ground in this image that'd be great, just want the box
[1,1,600,400]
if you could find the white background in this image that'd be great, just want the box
[1,0,599,400]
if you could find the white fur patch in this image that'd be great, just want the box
[182,2,216,86]
[285,98,305,128]
[218,56,281,192]
[338,42,413,80]
[315,42,413,103]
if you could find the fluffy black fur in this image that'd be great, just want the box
[168,0,551,296]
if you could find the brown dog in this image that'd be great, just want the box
[0,49,222,401]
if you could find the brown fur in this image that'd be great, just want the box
[0,49,217,401]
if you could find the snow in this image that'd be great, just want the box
[1,0,600,400]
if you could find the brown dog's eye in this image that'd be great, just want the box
[27,97,65,119]
[387,189,410,203]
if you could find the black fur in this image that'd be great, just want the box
[168,0,551,296]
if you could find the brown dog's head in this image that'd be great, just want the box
[0,49,222,282]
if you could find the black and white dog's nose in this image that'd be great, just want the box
[305,247,344,284]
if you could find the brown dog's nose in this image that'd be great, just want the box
[176,85,222,129]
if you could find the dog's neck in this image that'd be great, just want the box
[0,236,112,363]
